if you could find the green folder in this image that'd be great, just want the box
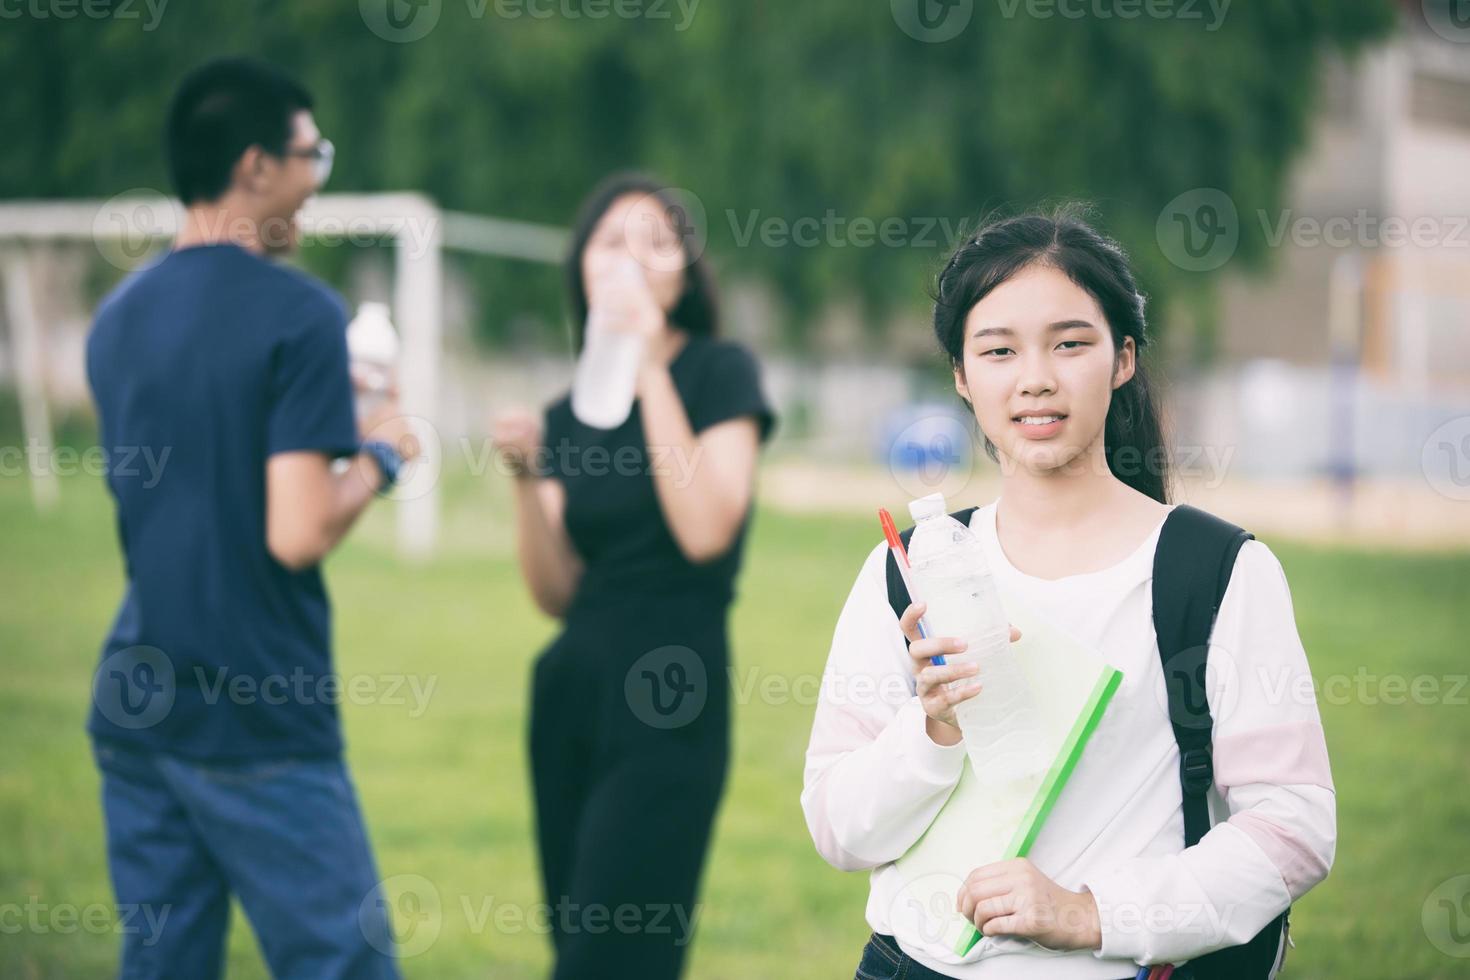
[888,594,1124,962]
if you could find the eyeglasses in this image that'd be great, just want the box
[283,138,335,187]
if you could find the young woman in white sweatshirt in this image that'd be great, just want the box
[801,210,1336,979]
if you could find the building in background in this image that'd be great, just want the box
[1194,16,1470,481]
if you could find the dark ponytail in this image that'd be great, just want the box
[932,206,1171,504]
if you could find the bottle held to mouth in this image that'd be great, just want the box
[571,257,649,430]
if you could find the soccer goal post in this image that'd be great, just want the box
[0,192,567,559]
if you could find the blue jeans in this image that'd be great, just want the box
[856,933,960,979]
[855,933,1141,980]
[93,740,399,980]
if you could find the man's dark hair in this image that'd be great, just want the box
[166,58,314,205]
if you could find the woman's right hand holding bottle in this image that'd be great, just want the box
[586,253,663,342]
[900,601,1021,746]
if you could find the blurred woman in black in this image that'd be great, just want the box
[491,173,777,979]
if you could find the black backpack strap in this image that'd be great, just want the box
[1154,506,1291,980]
[884,506,980,648]
[1151,504,1254,847]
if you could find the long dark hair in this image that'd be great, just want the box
[563,172,719,351]
[932,206,1171,503]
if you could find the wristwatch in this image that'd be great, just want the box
[360,440,404,492]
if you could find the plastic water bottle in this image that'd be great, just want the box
[571,258,647,430]
[346,301,399,420]
[906,492,1048,783]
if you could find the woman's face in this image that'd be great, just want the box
[581,192,688,315]
[954,262,1135,475]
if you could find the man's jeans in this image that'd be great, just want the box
[93,741,400,980]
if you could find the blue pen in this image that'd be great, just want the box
[879,508,946,665]
[912,610,944,664]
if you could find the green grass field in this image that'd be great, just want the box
[2,467,1468,978]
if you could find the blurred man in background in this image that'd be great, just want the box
[85,57,413,979]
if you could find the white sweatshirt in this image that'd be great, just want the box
[801,502,1336,978]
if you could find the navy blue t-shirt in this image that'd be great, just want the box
[86,243,359,761]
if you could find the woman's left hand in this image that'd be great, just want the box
[956,857,1102,951]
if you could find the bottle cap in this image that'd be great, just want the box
[908,492,947,523]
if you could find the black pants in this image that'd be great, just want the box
[529,588,730,980]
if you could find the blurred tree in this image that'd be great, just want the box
[0,0,1396,349]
